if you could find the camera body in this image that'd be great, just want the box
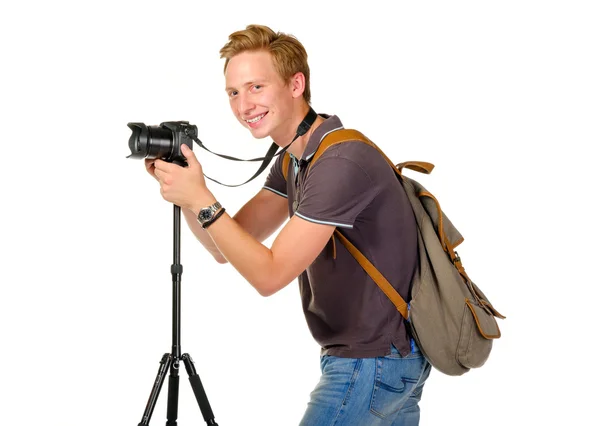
[127,121,199,166]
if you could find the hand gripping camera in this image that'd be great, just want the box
[127,121,198,166]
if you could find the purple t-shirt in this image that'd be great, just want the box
[264,115,418,358]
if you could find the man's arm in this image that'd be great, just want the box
[147,156,289,264]
[182,189,288,264]
[153,145,335,296]
[199,211,335,297]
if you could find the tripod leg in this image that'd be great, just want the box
[166,359,180,426]
[138,353,172,426]
[182,354,219,425]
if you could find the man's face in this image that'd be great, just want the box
[225,50,295,141]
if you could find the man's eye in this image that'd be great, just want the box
[252,85,262,90]
[229,91,238,97]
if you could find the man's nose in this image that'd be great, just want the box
[239,93,255,115]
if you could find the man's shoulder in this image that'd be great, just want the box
[314,135,385,169]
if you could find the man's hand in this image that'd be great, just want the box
[153,144,215,212]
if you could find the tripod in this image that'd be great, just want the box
[138,205,218,426]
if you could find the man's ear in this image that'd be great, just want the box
[289,72,306,99]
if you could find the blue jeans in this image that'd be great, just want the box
[299,345,431,426]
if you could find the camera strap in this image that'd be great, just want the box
[190,108,318,187]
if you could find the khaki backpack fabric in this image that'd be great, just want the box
[284,129,505,376]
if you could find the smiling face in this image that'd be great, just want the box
[225,50,304,143]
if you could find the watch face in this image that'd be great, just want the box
[199,209,213,222]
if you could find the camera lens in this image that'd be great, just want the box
[127,123,174,160]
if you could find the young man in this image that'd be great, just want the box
[147,24,431,426]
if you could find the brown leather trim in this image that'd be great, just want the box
[465,298,501,339]
[308,129,402,178]
[444,236,473,285]
[334,229,409,319]
[282,153,290,182]
[447,237,465,251]
[444,236,455,259]
[396,161,435,175]
[331,234,337,260]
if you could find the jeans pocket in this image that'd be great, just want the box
[369,354,427,419]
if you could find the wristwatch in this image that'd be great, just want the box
[197,201,222,226]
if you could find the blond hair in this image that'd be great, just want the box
[220,25,311,104]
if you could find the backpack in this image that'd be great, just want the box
[282,128,505,376]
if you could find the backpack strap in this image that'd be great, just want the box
[281,131,435,180]
[334,229,409,319]
[308,130,435,179]
[282,153,291,182]
[309,129,411,319]
[281,128,431,320]
[396,161,435,175]
[309,129,392,172]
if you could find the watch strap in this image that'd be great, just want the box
[202,207,226,229]
[197,201,222,225]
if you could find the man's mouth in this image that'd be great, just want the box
[246,113,266,125]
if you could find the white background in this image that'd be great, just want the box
[1,1,598,425]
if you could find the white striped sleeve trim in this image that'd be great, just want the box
[294,212,353,228]
[263,186,288,198]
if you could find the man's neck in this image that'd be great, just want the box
[280,106,324,159]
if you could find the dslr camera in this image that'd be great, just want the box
[127,121,198,166]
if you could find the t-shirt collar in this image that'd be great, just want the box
[289,114,344,162]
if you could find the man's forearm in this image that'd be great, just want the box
[182,208,227,263]
[201,212,279,296]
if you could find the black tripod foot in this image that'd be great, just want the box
[137,353,218,425]
[182,354,219,426]
[138,354,171,426]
